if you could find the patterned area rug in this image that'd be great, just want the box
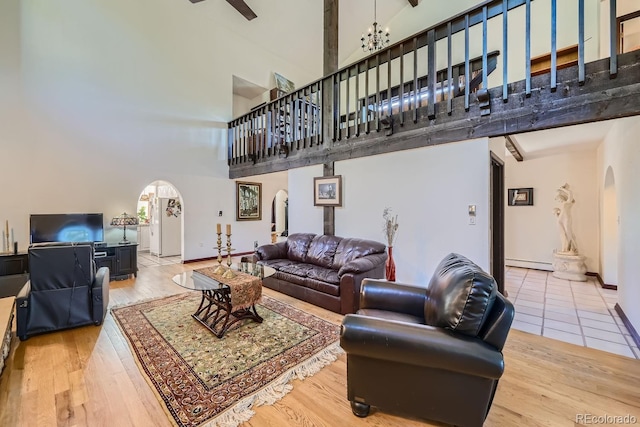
[112,292,342,427]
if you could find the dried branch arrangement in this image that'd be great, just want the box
[382,207,399,247]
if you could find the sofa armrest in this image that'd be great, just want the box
[359,278,426,318]
[337,253,387,276]
[16,280,30,301]
[91,267,110,325]
[16,281,31,340]
[256,242,287,260]
[340,314,504,379]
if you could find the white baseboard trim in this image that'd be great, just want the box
[505,259,553,272]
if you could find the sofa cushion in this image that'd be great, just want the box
[424,253,497,337]
[257,241,287,260]
[306,266,340,285]
[306,235,343,268]
[286,233,316,263]
[274,271,307,286]
[280,263,317,277]
[333,238,387,270]
[258,259,296,271]
[303,278,340,296]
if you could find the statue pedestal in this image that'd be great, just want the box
[552,252,587,281]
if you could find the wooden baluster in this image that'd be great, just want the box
[345,69,350,139]
[228,122,233,165]
[376,54,380,131]
[447,22,453,115]
[464,14,470,111]
[427,29,436,119]
[268,105,274,156]
[316,81,322,145]
[354,66,360,137]
[525,0,531,96]
[550,0,557,91]
[308,86,313,148]
[399,43,404,125]
[609,0,617,76]
[482,6,488,94]
[365,58,370,134]
[503,0,509,101]
[413,36,418,122]
[292,92,299,148]
[336,73,341,140]
[387,49,392,117]
[578,0,585,84]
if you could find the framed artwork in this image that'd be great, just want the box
[508,188,534,206]
[274,72,295,94]
[314,175,342,207]
[236,181,262,220]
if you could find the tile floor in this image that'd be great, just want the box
[137,251,182,268]
[505,267,639,359]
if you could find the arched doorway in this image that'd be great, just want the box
[137,180,184,261]
[271,189,288,243]
[602,166,618,287]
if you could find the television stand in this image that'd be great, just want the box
[94,244,138,281]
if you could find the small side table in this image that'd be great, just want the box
[0,297,15,375]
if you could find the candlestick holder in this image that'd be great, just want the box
[222,233,235,279]
[213,231,226,275]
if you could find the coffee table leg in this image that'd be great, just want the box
[191,290,262,338]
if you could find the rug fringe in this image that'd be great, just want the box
[201,342,344,427]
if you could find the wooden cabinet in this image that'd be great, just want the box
[0,253,29,298]
[0,253,28,276]
[95,244,138,281]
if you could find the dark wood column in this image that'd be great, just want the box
[323,0,338,75]
[323,0,338,236]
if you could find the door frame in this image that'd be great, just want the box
[490,152,505,294]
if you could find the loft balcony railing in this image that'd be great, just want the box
[228,0,628,168]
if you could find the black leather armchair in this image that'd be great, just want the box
[16,242,110,341]
[340,253,514,427]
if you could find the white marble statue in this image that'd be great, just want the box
[553,183,578,254]
[552,183,586,281]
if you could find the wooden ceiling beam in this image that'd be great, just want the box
[505,135,524,161]
[226,0,257,21]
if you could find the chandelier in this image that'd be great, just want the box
[361,0,390,53]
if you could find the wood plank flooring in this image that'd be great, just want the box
[0,259,639,427]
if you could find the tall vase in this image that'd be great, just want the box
[386,246,396,281]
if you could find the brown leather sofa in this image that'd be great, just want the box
[340,253,514,427]
[254,233,387,314]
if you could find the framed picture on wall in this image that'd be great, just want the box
[236,181,262,220]
[314,175,342,207]
[508,188,534,206]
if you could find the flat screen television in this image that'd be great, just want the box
[30,213,104,244]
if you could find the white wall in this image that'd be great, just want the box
[597,116,640,333]
[0,0,313,260]
[288,165,324,236]
[333,139,491,286]
[505,149,599,272]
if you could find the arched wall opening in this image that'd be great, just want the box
[137,180,184,260]
[271,189,288,243]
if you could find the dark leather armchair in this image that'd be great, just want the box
[16,242,110,341]
[340,253,514,427]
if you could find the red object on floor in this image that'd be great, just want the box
[386,247,396,281]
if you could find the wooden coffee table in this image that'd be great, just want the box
[173,262,275,338]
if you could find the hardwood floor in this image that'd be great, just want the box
[0,259,639,427]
